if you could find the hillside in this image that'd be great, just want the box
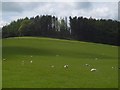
[2,15,120,46]
[2,37,118,88]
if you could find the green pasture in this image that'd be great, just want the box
[2,37,118,88]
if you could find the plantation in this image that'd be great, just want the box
[2,37,118,88]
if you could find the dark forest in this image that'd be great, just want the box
[2,15,120,46]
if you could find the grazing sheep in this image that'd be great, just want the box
[3,59,6,61]
[112,67,116,69]
[85,64,90,66]
[51,65,54,68]
[90,68,96,72]
[64,65,68,68]
[95,58,98,60]
[56,55,59,57]
[22,60,25,65]
[30,60,33,63]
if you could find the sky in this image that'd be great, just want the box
[0,0,119,28]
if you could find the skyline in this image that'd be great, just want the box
[1,1,119,27]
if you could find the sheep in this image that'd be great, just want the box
[85,64,90,66]
[3,59,6,61]
[95,58,98,60]
[22,60,25,65]
[112,67,116,69]
[90,68,97,72]
[30,56,33,57]
[30,60,33,63]
[51,65,54,68]
[56,55,59,57]
[64,65,68,68]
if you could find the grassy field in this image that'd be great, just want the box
[0,39,2,89]
[2,37,118,88]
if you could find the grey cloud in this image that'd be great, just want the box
[74,2,92,10]
[2,2,23,12]
[1,2,118,26]
[118,1,120,20]
[2,2,43,13]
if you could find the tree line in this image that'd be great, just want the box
[2,15,120,46]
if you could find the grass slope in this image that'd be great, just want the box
[0,39,2,89]
[2,37,118,88]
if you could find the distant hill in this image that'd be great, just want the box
[2,15,120,46]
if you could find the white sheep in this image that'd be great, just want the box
[95,58,98,60]
[85,64,90,66]
[112,67,116,69]
[51,65,54,68]
[22,60,25,65]
[3,59,6,61]
[56,55,59,57]
[64,65,68,68]
[90,68,97,72]
[30,60,33,63]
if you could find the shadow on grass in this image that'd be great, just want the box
[3,46,117,59]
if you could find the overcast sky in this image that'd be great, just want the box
[0,0,119,27]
